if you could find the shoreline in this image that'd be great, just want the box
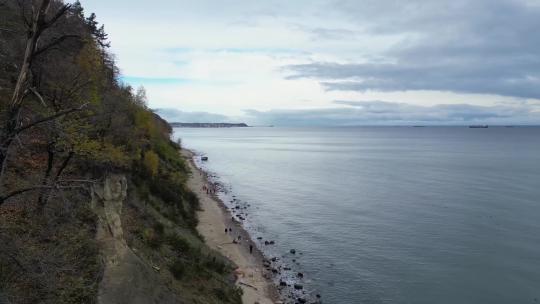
[182,149,280,304]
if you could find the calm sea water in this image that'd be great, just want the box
[173,127,540,304]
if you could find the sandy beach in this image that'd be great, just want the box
[182,150,278,304]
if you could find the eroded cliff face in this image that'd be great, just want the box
[92,174,128,262]
[91,174,179,304]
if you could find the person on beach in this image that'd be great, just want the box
[249,244,253,254]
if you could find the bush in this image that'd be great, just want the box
[184,190,200,211]
[153,222,165,235]
[137,182,150,200]
[166,233,191,253]
[212,286,243,303]
[142,228,162,249]
[169,259,186,279]
[143,150,159,177]
[204,255,227,274]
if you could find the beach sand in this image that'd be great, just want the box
[182,150,278,304]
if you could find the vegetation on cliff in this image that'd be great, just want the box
[0,1,241,303]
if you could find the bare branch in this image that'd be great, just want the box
[37,144,55,205]
[57,179,98,184]
[43,3,71,28]
[29,86,46,106]
[54,152,73,180]
[0,186,49,204]
[15,0,31,28]
[15,103,88,134]
[30,1,35,25]
[34,34,80,57]
[0,249,28,273]
[14,135,23,148]
[0,27,17,33]
[0,183,84,206]
[10,0,52,107]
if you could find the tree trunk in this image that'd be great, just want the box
[10,0,51,107]
[0,0,52,185]
[37,143,55,206]
[0,107,20,185]
[40,151,74,208]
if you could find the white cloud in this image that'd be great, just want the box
[79,0,540,125]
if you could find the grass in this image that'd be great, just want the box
[142,227,163,249]
[166,233,192,253]
[124,141,242,304]
[0,193,101,304]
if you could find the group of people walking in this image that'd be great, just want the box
[201,176,254,255]
[225,227,253,254]
[202,184,217,195]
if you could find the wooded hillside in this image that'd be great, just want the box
[0,1,242,303]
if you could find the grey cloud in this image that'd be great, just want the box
[287,0,540,98]
[291,23,360,41]
[309,28,357,40]
[154,108,230,123]
[244,100,540,126]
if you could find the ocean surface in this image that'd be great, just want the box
[172,126,540,304]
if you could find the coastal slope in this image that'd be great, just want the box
[183,150,277,304]
[0,1,244,303]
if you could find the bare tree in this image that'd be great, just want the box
[0,0,83,191]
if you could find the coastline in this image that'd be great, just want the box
[182,149,280,304]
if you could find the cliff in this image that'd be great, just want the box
[0,1,242,303]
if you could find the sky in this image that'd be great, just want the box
[80,0,540,126]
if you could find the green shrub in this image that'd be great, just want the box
[204,255,227,274]
[167,233,192,253]
[143,150,159,177]
[169,259,186,279]
[142,228,162,249]
[212,286,243,303]
[137,182,150,200]
[153,221,165,235]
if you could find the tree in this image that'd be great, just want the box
[135,86,148,108]
[0,0,78,185]
[143,150,159,177]
[85,12,110,48]
[0,0,171,209]
[0,0,92,205]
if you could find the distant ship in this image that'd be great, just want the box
[469,125,488,128]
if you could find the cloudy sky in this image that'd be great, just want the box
[81,0,540,125]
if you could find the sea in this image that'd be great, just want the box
[172,126,540,304]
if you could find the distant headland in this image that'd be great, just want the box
[170,122,249,128]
